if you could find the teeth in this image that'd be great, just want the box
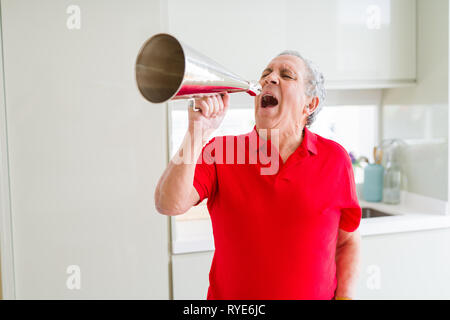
[262,94,274,102]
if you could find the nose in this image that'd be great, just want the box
[263,73,279,86]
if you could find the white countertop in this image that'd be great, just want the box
[171,191,450,254]
[359,191,450,236]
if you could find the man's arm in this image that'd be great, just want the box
[154,93,229,216]
[154,129,202,216]
[334,228,361,299]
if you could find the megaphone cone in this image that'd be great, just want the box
[135,33,261,104]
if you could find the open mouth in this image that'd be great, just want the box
[261,94,279,108]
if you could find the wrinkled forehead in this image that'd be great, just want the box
[266,54,306,73]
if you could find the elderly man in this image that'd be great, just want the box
[155,51,362,300]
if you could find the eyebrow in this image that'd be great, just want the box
[261,66,297,76]
[281,68,296,75]
[262,68,272,75]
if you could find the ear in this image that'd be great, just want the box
[303,96,320,116]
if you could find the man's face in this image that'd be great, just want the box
[254,55,312,132]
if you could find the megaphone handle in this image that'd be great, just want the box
[188,99,200,112]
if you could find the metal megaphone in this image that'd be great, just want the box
[135,33,262,104]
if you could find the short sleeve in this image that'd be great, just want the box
[338,153,362,232]
[193,138,217,205]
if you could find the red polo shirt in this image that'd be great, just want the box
[193,126,361,300]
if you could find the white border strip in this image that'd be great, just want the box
[0,0,16,300]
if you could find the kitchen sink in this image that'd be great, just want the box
[361,207,396,218]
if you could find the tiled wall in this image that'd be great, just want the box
[381,0,449,201]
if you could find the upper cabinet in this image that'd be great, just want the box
[166,0,416,88]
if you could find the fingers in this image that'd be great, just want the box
[198,98,211,117]
[211,95,221,117]
[208,96,217,117]
[194,93,227,118]
[217,95,224,114]
[220,92,229,116]
[221,92,230,110]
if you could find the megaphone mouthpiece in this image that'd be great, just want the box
[247,82,262,96]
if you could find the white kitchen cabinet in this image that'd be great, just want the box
[287,0,416,85]
[356,228,450,299]
[0,0,169,298]
[172,251,213,300]
[166,0,416,88]
[172,228,450,299]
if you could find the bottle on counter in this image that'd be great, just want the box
[382,141,403,205]
[353,155,369,200]
[363,146,384,202]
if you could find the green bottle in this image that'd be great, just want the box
[363,147,384,202]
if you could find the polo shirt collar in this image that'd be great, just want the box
[303,126,318,155]
[248,126,318,156]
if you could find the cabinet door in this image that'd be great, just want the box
[167,0,416,86]
[357,229,450,299]
[286,0,416,82]
[172,252,214,299]
[1,0,169,298]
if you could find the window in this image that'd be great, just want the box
[310,104,379,163]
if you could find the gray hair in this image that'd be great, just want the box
[277,50,326,127]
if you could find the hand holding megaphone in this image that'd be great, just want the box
[187,92,230,143]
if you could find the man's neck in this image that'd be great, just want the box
[279,125,305,162]
[259,124,305,163]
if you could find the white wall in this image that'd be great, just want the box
[381,0,449,201]
[0,2,12,300]
[0,0,170,298]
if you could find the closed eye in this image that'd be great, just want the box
[280,68,296,79]
[261,68,272,79]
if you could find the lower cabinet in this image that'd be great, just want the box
[172,251,213,300]
[172,228,450,299]
[356,228,450,299]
